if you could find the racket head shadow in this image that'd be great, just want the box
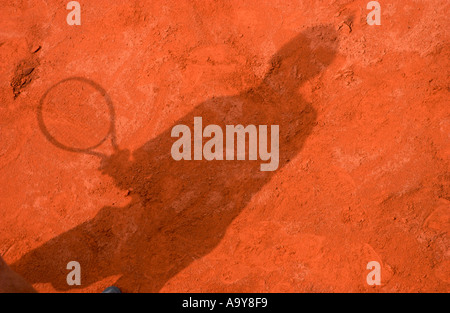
[37,77,117,158]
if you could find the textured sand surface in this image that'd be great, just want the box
[0,0,448,292]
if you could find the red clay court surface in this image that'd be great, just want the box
[0,0,449,292]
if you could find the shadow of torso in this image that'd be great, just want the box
[13,26,337,292]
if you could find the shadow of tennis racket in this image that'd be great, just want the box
[15,25,339,292]
[37,77,119,159]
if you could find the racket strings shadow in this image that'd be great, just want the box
[12,25,338,292]
[37,76,119,158]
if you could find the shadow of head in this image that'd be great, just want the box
[261,25,338,94]
[13,25,339,292]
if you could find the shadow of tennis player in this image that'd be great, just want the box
[13,25,338,292]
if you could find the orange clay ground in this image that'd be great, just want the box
[0,0,449,293]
